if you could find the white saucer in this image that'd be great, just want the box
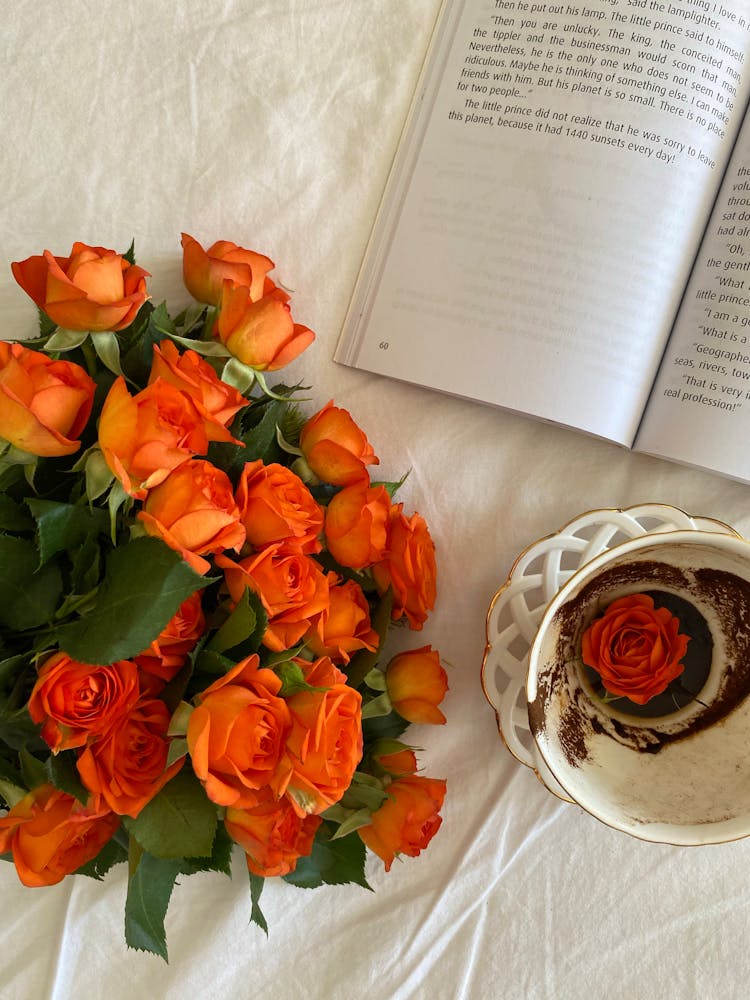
[481,504,739,801]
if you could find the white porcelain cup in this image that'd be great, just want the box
[527,529,750,845]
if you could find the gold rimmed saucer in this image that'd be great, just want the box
[481,504,740,804]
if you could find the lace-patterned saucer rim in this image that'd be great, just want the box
[480,504,740,803]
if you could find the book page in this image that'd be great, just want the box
[336,0,750,445]
[636,114,750,481]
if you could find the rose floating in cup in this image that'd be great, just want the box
[580,593,690,705]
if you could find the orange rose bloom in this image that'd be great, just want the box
[306,578,379,664]
[148,340,246,442]
[76,698,184,818]
[324,481,390,569]
[181,232,274,305]
[215,280,314,371]
[187,655,292,807]
[299,400,379,486]
[225,793,321,877]
[235,460,323,554]
[217,547,330,652]
[134,592,205,687]
[373,505,437,630]
[12,241,149,332]
[98,376,209,498]
[581,593,690,705]
[284,657,363,816]
[28,652,140,753]
[0,785,119,888]
[0,342,95,457]
[358,774,446,872]
[138,459,246,575]
[384,646,448,725]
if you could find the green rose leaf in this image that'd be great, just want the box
[123,767,217,859]
[0,704,44,753]
[283,824,371,890]
[248,872,269,935]
[26,498,109,566]
[0,536,63,630]
[180,821,233,877]
[124,851,182,961]
[45,750,89,803]
[208,589,259,655]
[76,835,128,880]
[57,537,208,664]
[0,494,34,532]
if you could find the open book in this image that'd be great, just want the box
[334,0,750,482]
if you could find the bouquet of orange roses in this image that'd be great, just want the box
[0,234,447,960]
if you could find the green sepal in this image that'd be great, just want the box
[0,703,45,753]
[124,850,182,961]
[44,329,90,352]
[37,308,57,339]
[122,240,136,265]
[371,470,409,499]
[83,448,115,502]
[274,661,323,697]
[361,691,393,720]
[167,333,231,358]
[248,872,269,935]
[221,357,256,394]
[57,537,208,665]
[363,667,387,692]
[123,767,217,860]
[91,331,124,378]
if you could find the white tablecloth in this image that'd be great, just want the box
[2,3,749,998]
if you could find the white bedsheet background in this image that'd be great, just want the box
[2,3,749,998]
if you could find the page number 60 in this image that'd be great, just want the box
[378,341,389,350]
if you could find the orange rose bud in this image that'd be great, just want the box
[0,785,119,888]
[12,242,149,332]
[76,698,184,818]
[284,657,363,816]
[581,593,689,705]
[181,232,274,305]
[299,400,379,486]
[217,546,330,652]
[28,652,140,752]
[306,577,379,664]
[0,342,95,457]
[373,505,437,631]
[187,655,292,808]
[385,646,448,725]
[138,459,246,575]
[148,340,246,442]
[98,376,209,498]
[372,745,419,778]
[358,774,446,872]
[324,481,390,569]
[235,460,323,554]
[134,592,206,686]
[215,280,314,372]
[225,794,321,878]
